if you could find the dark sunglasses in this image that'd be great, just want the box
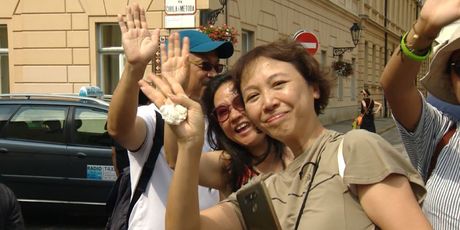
[450,61,460,76]
[190,59,226,74]
[213,96,245,123]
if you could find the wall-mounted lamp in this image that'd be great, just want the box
[332,23,362,57]
[205,0,227,25]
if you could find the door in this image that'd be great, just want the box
[67,106,115,205]
[0,105,71,204]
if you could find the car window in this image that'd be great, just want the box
[73,107,111,147]
[3,105,67,143]
[0,105,18,131]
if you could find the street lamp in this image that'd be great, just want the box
[332,23,362,57]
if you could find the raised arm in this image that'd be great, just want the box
[357,174,432,230]
[380,0,460,131]
[373,100,382,115]
[107,3,160,150]
[144,72,242,230]
[140,34,231,194]
[139,36,242,230]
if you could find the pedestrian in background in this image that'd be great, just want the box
[106,2,233,229]
[0,183,25,230]
[359,89,382,133]
[156,38,431,229]
[380,0,460,228]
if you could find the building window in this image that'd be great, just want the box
[0,25,9,94]
[3,105,67,143]
[241,30,254,54]
[320,50,327,69]
[73,107,111,147]
[97,24,124,95]
[372,44,376,83]
[337,69,343,100]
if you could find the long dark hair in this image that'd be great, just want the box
[201,73,285,192]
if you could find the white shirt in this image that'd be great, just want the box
[128,104,219,229]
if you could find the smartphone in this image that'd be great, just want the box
[236,181,281,230]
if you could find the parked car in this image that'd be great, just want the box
[0,93,116,215]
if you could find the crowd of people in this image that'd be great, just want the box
[104,0,459,229]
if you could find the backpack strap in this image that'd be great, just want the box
[127,111,164,217]
[426,124,456,181]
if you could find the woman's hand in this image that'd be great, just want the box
[139,32,204,148]
[118,3,160,70]
[140,74,205,146]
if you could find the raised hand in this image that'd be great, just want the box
[139,73,204,145]
[118,3,160,69]
[419,0,460,36]
[160,33,190,91]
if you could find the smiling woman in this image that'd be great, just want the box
[155,38,432,229]
[227,38,431,230]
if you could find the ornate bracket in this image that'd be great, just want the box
[332,47,355,57]
[206,0,227,25]
[207,7,225,25]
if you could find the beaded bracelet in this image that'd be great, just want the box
[400,31,432,62]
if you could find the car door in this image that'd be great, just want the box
[66,106,115,205]
[0,104,72,204]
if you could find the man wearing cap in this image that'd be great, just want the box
[107,3,233,229]
[380,0,460,228]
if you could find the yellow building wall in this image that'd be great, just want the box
[0,0,205,94]
[0,0,419,123]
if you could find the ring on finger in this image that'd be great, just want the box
[143,78,153,86]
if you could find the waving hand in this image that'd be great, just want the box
[118,3,160,69]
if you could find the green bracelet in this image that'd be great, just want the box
[400,31,432,62]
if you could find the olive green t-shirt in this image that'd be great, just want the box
[225,129,426,230]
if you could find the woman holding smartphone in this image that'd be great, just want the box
[141,37,431,229]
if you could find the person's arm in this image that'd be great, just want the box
[111,147,120,177]
[357,174,432,230]
[107,3,160,151]
[361,100,366,114]
[380,0,460,131]
[373,100,382,115]
[168,138,241,230]
[158,80,240,230]
[139,36,242,229]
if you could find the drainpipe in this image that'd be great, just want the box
[383,0,388,117]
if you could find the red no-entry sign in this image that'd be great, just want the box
[293,30,319,56]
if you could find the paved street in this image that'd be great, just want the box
[325,117,407,154]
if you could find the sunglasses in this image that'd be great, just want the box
[450,61,460,76]
[190,59,226,74]
[213,96,245,123]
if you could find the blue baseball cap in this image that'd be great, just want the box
[166,30,234,59]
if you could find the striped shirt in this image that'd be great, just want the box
[396,98,460,229]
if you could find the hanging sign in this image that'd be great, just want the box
[165,0,196,15]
